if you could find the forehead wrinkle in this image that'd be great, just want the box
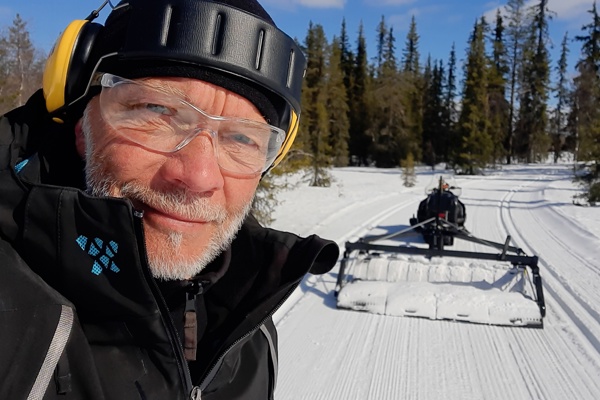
[142,79,188,99]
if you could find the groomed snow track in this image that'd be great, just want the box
[272,165,600,400]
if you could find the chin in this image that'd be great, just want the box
[146,226,235,281]
[145,234,207,280]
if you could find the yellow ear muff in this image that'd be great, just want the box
[270,110,299,169]
[43,20,89,114]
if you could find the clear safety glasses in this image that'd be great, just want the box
[98,73,286,175]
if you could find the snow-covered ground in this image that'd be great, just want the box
[268,162,600,400]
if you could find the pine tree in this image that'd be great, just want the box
[402,16,420,74]
[457,19,493,174]
[487,9,510,165]
[368,19,408,167]
[401,152,417,187]
[504,0,528,164]
[444,43,459,165]
[0,35,12,112]
[297,23,332,186]
[0,14,44,114]
[514,0,552,163]
[400,16,423,163]
[251,175,284,226]
[551,32,570,162]
[339,18,355,101]
[572,1,600,179]
[375,16,387,74]
[348,22,372,166]
[326,36,350,167]
[422,56,446,168]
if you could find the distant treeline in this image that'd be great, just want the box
[289,0,600,192]
[2,1,600,192]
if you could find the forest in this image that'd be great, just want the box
[1,0,599,207]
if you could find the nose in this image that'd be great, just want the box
[160,132,224,193]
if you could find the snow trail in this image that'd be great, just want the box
[271,164,600,400]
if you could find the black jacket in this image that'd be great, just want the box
[0,91,339,399]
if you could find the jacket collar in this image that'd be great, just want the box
[17,183,160,321]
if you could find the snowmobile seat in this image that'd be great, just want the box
[417,189,466,226]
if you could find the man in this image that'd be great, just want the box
[0,0,339,399]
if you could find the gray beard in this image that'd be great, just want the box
[80,104,251,280]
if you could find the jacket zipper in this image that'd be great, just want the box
[199,280,300,391]
[132,211,196,398]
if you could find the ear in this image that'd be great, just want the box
[74,118,86,158]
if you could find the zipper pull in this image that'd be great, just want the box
[184,280,204,361]
[189,386,202,399]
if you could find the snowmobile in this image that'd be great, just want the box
[409,176,466,249]
[334,175,546,328]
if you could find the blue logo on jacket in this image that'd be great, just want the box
[76,235,121,275]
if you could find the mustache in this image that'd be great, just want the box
[119,181,228,223]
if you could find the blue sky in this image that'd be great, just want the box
[0,0,596,77]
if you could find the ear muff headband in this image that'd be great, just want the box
[271,109,299,169]
[43,20,88,113]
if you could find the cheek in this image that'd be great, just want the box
[94,138,164,182]
[85,102,165,183]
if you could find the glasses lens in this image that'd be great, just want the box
[217,120,284,174]
[98,74,285,174]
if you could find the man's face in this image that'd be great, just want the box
[79,77,265,280]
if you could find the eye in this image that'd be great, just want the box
[144,103,174,116]
[132,103,174,116]
[228,133,256,146]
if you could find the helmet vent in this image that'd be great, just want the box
[211,13,225,55]
[160,5,173,46]
[255,29,265,70]
[286,49,295,89]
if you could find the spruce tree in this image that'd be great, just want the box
[400,16,423,163]
[552,32,570,162]
[298,23,332,186]
[487,9,510,165]
[368,19,407,167]
[514,0,552,163]
[422,56,446,168]
[348,22,372,166]
[375,16,387,74]
[444,43,459,165]
[504,0,528,164]
[402,16,420,74]
[327,36,350,167]
[339,19,355,103]
[572,1,600,179]
[457,19,493,174]
[401,152,417,187]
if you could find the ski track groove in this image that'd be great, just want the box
[303,194,422,244]
[457,190,531,400]
[277,194,426,400]
[444,173,600,400]
[500,177,600,356]
[274,166,600,400]
[498,174,600,398]
[274,194,424,327]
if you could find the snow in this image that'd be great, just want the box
[268,162,600,400]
